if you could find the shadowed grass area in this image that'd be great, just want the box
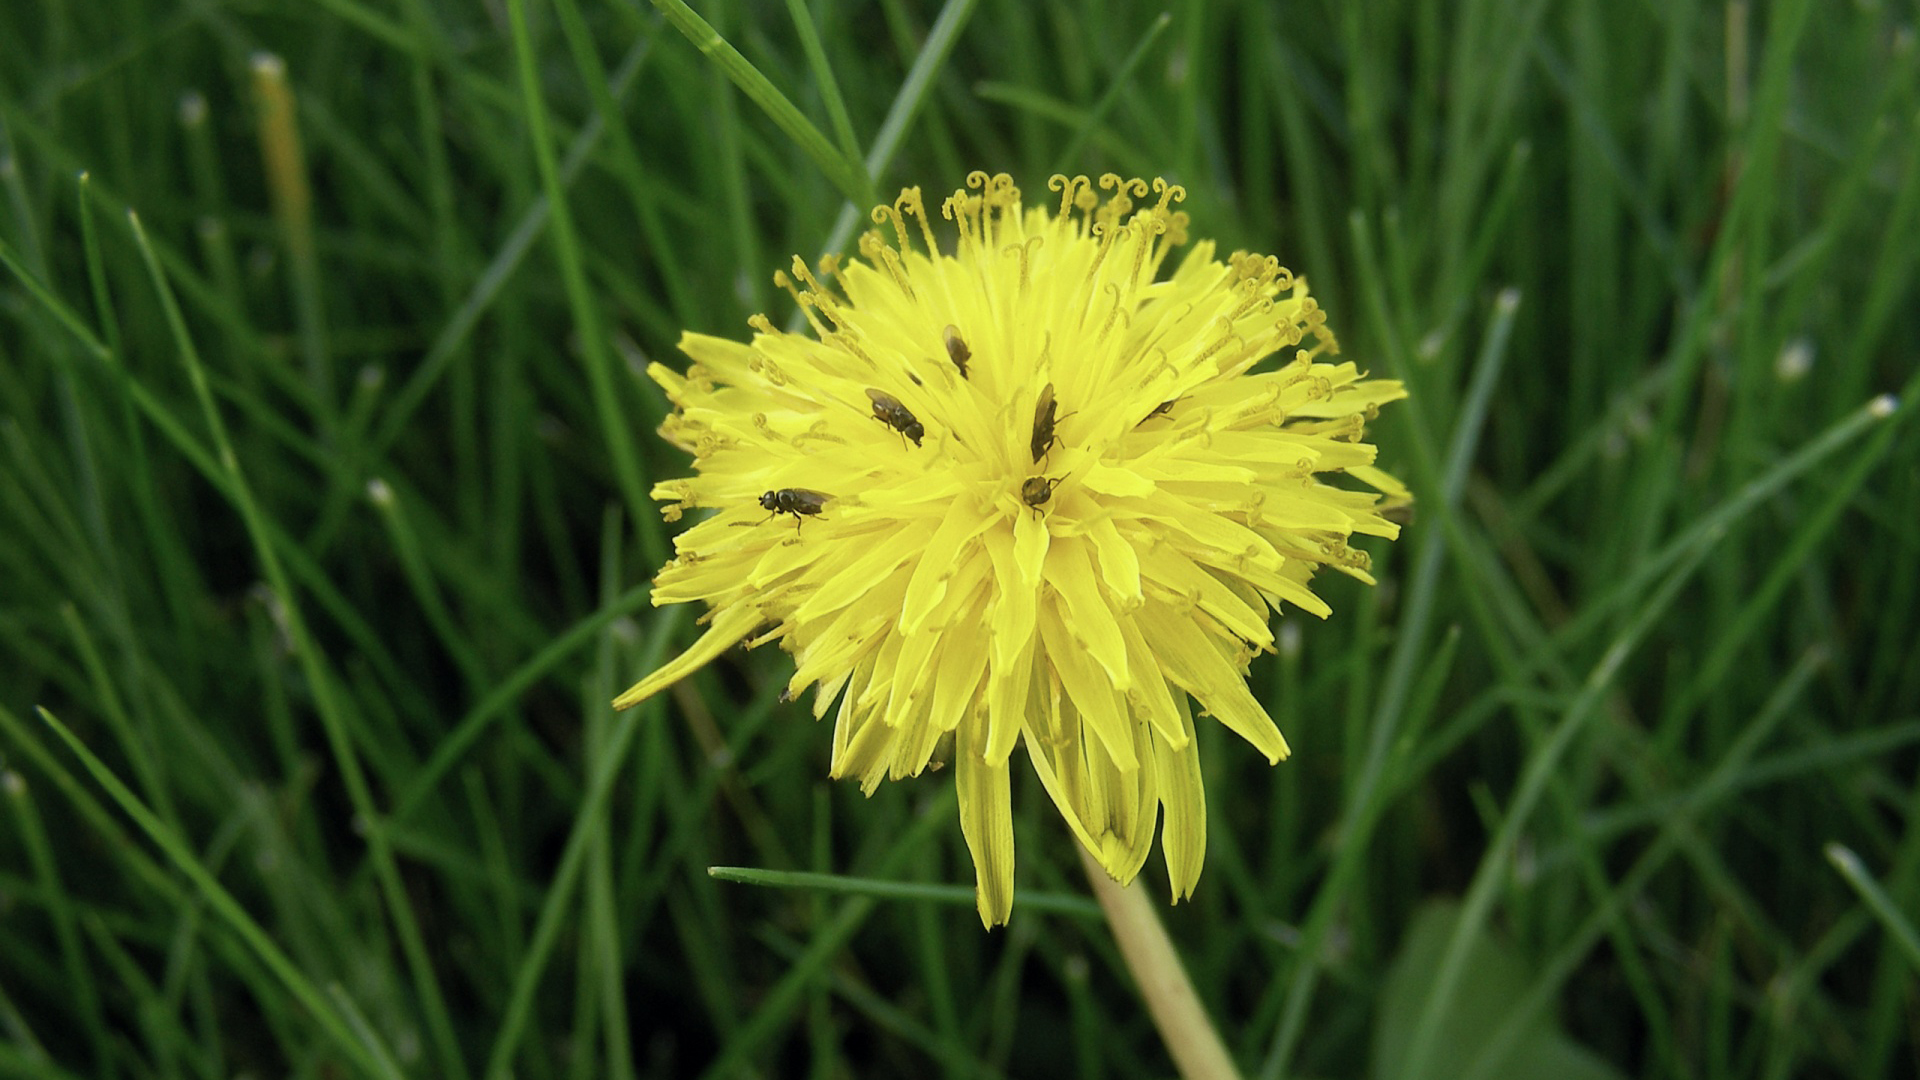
[2,1,1916,1077]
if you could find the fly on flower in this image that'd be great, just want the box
[752,488,830,528]
[865,387,926,446]
[614,172,1410,927]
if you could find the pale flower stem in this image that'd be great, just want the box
[1077,845,1244,1080]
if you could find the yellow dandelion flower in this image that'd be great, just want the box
[615,172,1409,926]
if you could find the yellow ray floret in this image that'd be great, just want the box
[616,172,1408,927]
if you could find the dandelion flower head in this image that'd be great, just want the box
[616,172,1408,926]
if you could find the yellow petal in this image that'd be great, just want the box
[611,604,762,710]
[1037,605,1136,772]
[1045,535,1130,690]
[1152,695,1207,900]
[1137,612,1290,762]
[958,720,1016,928]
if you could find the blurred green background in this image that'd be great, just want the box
[2,0,1917,1077]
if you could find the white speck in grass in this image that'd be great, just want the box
[250,582,295,653]
[1417,327,1446,360]
[1278,620,1302,661]
[614,331,652,378]
[367,477,394,506]
[179,91,207,128]
[0,771,22,797]
[1869,393,1898,418]
[1512,834,1537,884]
[1775,337,1814,382]
[250,51,286,79]
[1624,404,1653,438]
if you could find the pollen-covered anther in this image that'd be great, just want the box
[1230,292,1275,322]
[873,242,915,298]
[1150,177,1186,213]
[1049,173,1093,217]
[1004,235,1043,293]
[827,331,876,370]
[872,201,912,253]
[750,414,783,443]
[1098,283,1131,342]
[794,421,846,447]
[745,356,788,387]
[896,187,940,254]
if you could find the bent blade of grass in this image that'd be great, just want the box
[0,235,111,362]
[1259,279,1520,1080]
[1669,368,1920,723]
[389,589,671,824]
[780,0,863,171]
[650,0,871,208]
[1826,844,1920,977]
[507,0,664,570]
[1398,388,1908,1080]
[696,791,957,1080]
[479,612,687,1080]
[358,33,656,495]
[809,0,983,267]
[1460,646,1826,1080]
[1397,524,1720,1080]
[125,209,473,1080]
[36,707,404,1080]
[3,764,112,1078]
[1049,11,1173,176]
[707,866,1102,920]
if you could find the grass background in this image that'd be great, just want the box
[2,0,1918,1077]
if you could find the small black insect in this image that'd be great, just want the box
[752,488,830,529]
[866,388,925,446]
[1031,382,1060,463]
[1134,397,1177,429]
[1021,475,1060,508]
[943,325,971,379]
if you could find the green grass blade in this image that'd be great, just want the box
[707,866,1102,919]
[1826,844,1920,977]
[35,707,404,1080]
[124,209,473,1080]
[649,0,871,207]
